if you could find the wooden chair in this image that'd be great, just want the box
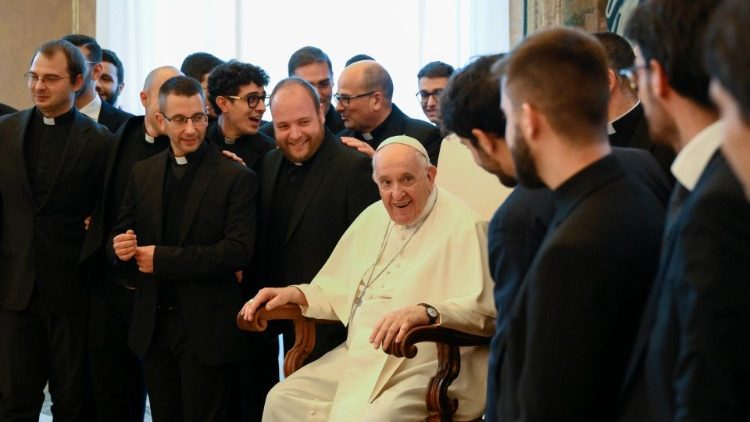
[237,304,491,422]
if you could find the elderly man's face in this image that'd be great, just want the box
[335,67,376,131]
[710,79,750,201]
[373,144,436,226]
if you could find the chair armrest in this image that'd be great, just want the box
[236,304,339,376]
[384,325,491,422]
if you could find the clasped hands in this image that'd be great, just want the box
[239,287,431,351]
[112,229,155,273]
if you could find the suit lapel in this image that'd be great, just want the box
[12,109,37,208]
[178,146,219,245]
[260,149,283,240]
[145,150,168,244]
[285,135,334,243]
[39,110,90,210]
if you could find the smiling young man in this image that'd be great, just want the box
[416,61,454,127]
[251,77,379,372]
[0,39,112,420]
[206,61,275,173]
[110,75,257,421]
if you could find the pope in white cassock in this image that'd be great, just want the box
[239,135,496,421]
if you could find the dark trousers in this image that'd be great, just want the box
[233,333,279,421]
[0,301,91,422]
[143,310,233,422]
[89,282,146,422]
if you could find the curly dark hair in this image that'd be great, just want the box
[206,60,270,115]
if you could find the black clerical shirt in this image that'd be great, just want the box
[24,107,76,206]
[205,121,274,173]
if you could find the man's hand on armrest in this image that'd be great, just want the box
[239,286,308,322]
[369,305,433,351]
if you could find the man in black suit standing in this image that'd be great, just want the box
[0,39,112,420]
[495,28,665,421]
[206,60,275,174]
[335,60,442,164]
[618,1,742,420]
[255,77,379,360]
[63,34,132,133]
[261,46,346,138]
[79,65,181,422]
[594,31,675,177]
[110,76,256,421]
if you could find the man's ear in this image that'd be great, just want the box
[155,112,166,132]
[91,62,104,81]
[140,91,148,108]
[71,74,85,93]
[471,128,496,155]
[648,59,669,99]
[607,68,618,93]
[520,102,539,142]
[215,96,231,114]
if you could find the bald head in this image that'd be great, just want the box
[343,60,394,101]
[141,66,182,132]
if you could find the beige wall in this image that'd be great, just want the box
[0,0,96,110]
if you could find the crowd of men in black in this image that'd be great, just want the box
[0,0,748,420]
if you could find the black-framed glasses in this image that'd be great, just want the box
[163,113,209,126]
[24,72,70,85]
[334,91,376,107]
[619,65,647,91]
[225,93,268,108]
[416,89,444,104]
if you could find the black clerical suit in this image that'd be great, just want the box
[98,100,133,133]
[609,104,675,178]
[337,103,442,165]
[0,106,112,420]
[254,129,379,357]
[0,102,16,117]
[495,153,666,422]
[110,141,257,421]
[617,153,750,421]
[205,120,275,174]
[79,115,170,422]
[260,103,346,139]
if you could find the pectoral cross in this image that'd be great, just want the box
[348,280,369,326]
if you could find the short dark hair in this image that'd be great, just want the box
[705,0,750,123]
[440,54,506,144]
[345,54,374,67]
[61,33,102,63]
[101,49,124,84]
[504,27,609,140]
[158,76,204,113]
[288,46,332,77]
[417,61,455,79]
[207,60,270,115]
[180,52,223,81]
[625,0,722,109]
[34,39,87,84]
[270,77,320,113]
[593,31,635,93]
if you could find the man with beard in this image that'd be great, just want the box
[96,48,126,108]
[251,77,379,406]
[206,60,275,173]
[618,0,746,420]
[440,51,670,421]
[495,28,665,421]
[62,34,132,132]
[261,46,345,138]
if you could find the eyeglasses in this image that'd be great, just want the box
[163,113,209,126]
[619,65,647,91]
[416,89,444,104]
[225,93,268,108]
[334,91,376,107]
[24,72,70,85]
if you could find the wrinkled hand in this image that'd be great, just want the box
[113,229,137,261]
[340,136,375,157]
[238,287,307,322]
[369,305,430,350]
[134,245,155,273]
[222,150,246,166]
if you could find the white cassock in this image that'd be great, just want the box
[263,187,496,422]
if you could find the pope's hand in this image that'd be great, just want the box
[369,305,430,350]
